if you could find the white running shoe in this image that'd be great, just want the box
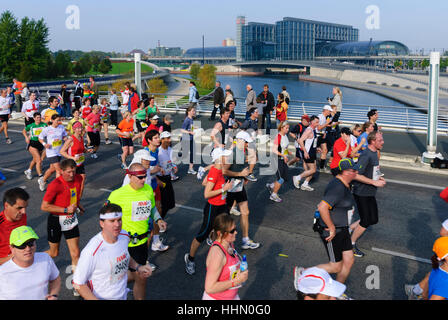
[270,193,282,202]
[184,253,196,275]
[38,177,46,192]
[230,206,241,216]
[151,239,169,252]
[292,175,301,189]
[300,184,314,192]
[146,261,157,272]
[24,170,32,180]
[241,239,260,250]
[196,166,206,180]
[187,169,197,175]
[404,284,424,300]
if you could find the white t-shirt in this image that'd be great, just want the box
[73,231,131,300]
[0,252,59,300]
[38,125,67,158]
[0,96,10,115]
[22,100,40,118]
[158,146,174,176]
[350,135,358,148]
[317,114,327,133]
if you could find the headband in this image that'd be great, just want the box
[126,169,147,176]
[100,212,122,220]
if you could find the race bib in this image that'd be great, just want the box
[140,122,148,128]
[75,154,85,166]
[347,207,355,225]
[163,160,174,174]
[229,179,243,193]
[32,128,43,137]
[229,262,241,289]
[313,138,318,149]
[110,253,130,285]
[131,200,152,222]
[372,165,381,181]
[51,139,62,148]
[59,213,79,232]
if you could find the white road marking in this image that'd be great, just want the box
[371,247,431,264]
[386,179,445,191]
[0,168,18,172]
[19,186,27,189]
[100,188,113,193]
[174,204,203,213]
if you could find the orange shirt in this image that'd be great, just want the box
[117,119,134,139]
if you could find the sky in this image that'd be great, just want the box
[4,0,448,53]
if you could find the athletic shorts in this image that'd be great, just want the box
[47,214,80,243]
[76,164,85,175]
[320,227,352,263]
[295,148,302,159]
[0,114,9,123]
[119,137,133,147]
[154,185,161,202]
[299,149,317,164]
[317,135,327,147]
[275,157,289,182]
[195,202,229,243]
[28,140,44,152]
[354,194,378,228]
[128,243,148,266]
[87,131,100,147]
[136,120,148,132]
[48,156,62,165]
[226,187,248,205]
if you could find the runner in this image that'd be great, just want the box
[329,127,353,176]
[292,115,319,191]
[85,104,103,159]
[0,226,61,300]
[80,98,92,120]
[184,148,233,275]
[99,98,112,145]
[21,92,39,127]
[275,93,288,127]
[22,112,47,180]
[181,105,197,174]
[266,121,290,202]
[134,100,149,141]
[240,107,259,182]
[66,109,86,136]
[357,121,374,154]
[426,237,448,300]
[350,131,386,257]
[73,203,152,300]
[316,105,332,173]
[349,124,364,162]
[158,131,177,219]
[0,188,29,265]
[367,109,379,131]
[0,89,12,144]
[116,111,137,169]
[38,114,68,191]
[203,214,248,300]
[293,266,346,300]
[107,163,168,300]
[41,96,60,125]
[40,159,84,296]
[288,114,310,168]
[146,96,159,119]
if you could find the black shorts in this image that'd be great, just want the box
[136,120,148,132]
[119,137,133,147]
[48,156,62,164]
[275,157,289,182]
[295,148,302,159]
[299,149,317,164]
[76,164,85,175]
[320,227,352,263]
[47,214,80,243]
[354,194,378,228]
[0,114,9,123]
[226,187,248,205]
[195,202,229,243]
[87,131,100,147]
[28,140,44,152]
[317,135,327,147]
[128,243,148,266]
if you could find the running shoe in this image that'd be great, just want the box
[196,166,206,180]
[230,206,241,216]
[38,177,46,192]
[241,239,260,250]
[151,239,169,252]
[105,138,112,145]
[337,293,354,300]
[300,184,314,192]
[292,175,301,189]
[245,173,257,182]
[146,261,157,272]
[404,284,424,300]
[353,244,365,258]
[188,169,197,175]
[171,175,179,181]
[293,266,305,291]
[5,138,11,144]
[24,170,32,180]
[73,288,80,297]
[184,253,196,275]
[159,225,166,233]
[265,183,273,194]
[270,193,282,203]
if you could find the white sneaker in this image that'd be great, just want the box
[241,239,260,250]
[300,184,314,192]
[184,253,196,275]
[151,239,169,252]
[230,206,241,216]
[270,193,282,202]
[292,175,301,189]
[38,177,46,192]
[24,170,32,180]
[187,169,197,175]
[146,261,157,272]
[196,166,206,180]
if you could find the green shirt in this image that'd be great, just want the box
[107,184,160,247]
[25,122,47,141]
[136,108,147,121]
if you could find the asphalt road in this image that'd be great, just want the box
[0,122,447,300]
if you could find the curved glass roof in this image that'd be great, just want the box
[315,41,409,57]
[184,46,236,58]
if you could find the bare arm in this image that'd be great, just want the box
[318,201,336,242]
[46,276,61,300]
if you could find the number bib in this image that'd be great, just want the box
[372,165,381,181]
[131,200,152,222]
[75,153,85,166]
[140,122,148,128]
[59,213,79,231]
[32,127,43,138]
[52,139,62,148]
[110,253,130,285]
[229,179,243,193]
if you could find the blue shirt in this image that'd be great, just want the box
[144,147,159,191]
[428,267,448,299]
[182,117,194,140]
[357,132,369,152]
[189,86,198,103]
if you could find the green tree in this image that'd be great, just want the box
[72,62,84,76]
[198,64,217,90]
[421,59,430,69]
[148,77,167,94]
[189,63,200,80]
[98,58,112,74]
[407,60,414,70]
[90,54,101,72]
[78,54,92,75]
[0,11,20,79]
[54,51,72,77]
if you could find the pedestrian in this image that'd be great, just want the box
[245,84,257,120]
[367,109,379,131]
[20,82,29,102]
[85,104,102,159]
[350,131,387,257]
[255,97,266,131]
[158,131,177,218]
[288,114,309,168]
[293,266,346,300]
[61,83,72,119]
[134,100,149,141]
[281,85,290,104]
[121,82,131,116]
[317,105,333,173]
[22,112,47,180]
[275,93,288,127]
[0,89,12,144]
[73,80,84,111]
[66,109,86,136]
[240,107,259,181]
[109,89,119,127]
[161,114,173,132]
[146,96,159,119]
[203,214,248,300]
[357,121,374,154]
[211,81,224,121]
[257,84,275,135]
[181,105,197,174]
[99,98,112,145]
[189,81,199,107]
[349,124,364,162]
[73,203,153,300]
[0,226,61,300]
[6,86,15,114]
[328,87,342,113]
[89,76,98,105]
[266,121,290,202]
[42,96,60,125]
[128,86,140,113]
[329,127,354,176]
[21,91,39,127]
[12,78,23,113]
[0,188,29,265]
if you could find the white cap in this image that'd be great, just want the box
[235,131,253,143]
[323,105,333,112]
[133,149,155,162]
[296,267,346,298]
[443,219,448,232]
[151,114,160,120]
[160,131,171,139]
[211,148,232,163]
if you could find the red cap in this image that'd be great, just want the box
[440,187,448,203]
[302,114,310,121]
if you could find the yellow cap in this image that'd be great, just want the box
[433,237,448,261]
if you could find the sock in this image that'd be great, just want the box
[413,284,423,295]
[352,242,356,246]
[272,192,277,197]
[270,183,274,189]
[188,255,195,262]
[297,175,302,181]
[302,180,309,187]
[153,235,160,243]
[242,237,249,243]
[320,159,326,169]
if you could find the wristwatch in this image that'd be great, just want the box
[64,208,68,214]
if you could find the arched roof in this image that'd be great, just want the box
[315,41,409,57]
[183,46,236,58]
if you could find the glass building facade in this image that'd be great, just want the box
[315,41,409,57]
[183,47,236,58]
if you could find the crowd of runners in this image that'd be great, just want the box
[0,78,447,301]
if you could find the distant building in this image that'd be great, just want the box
[222,38,236,47]
[128,49,147,57]
[183,46,236,58]
[149,46,184,57]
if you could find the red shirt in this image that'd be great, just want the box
[142,124,162,147]
[81,106,92,119]
[0,211,27,258]
[43,175,83,216]
[130,94,140,113]
[85,113,101,133]
[206,166,226,206]
[330,137,352,169]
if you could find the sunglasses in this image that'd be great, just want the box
[13,240,35,250]
[133,175,147,180]
[227,228,237,234]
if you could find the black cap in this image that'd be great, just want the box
[341,127,351,135]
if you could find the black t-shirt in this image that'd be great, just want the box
[319,178,355,228]
[290,123,307,137]
[161,123,171,132]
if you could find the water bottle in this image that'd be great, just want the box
[240,255,248,272]
[314,210,320,220]
[221,184,227,200]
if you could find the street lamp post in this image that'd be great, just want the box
[134,53,142,97]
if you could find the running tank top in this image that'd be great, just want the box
[276,134,289,157]
[69,135,85,167]
[207,241,241,300]
[303,127,317,153]
[218,120,229,146]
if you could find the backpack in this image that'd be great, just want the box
[195,90,200,100]
[431,157,448,169]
